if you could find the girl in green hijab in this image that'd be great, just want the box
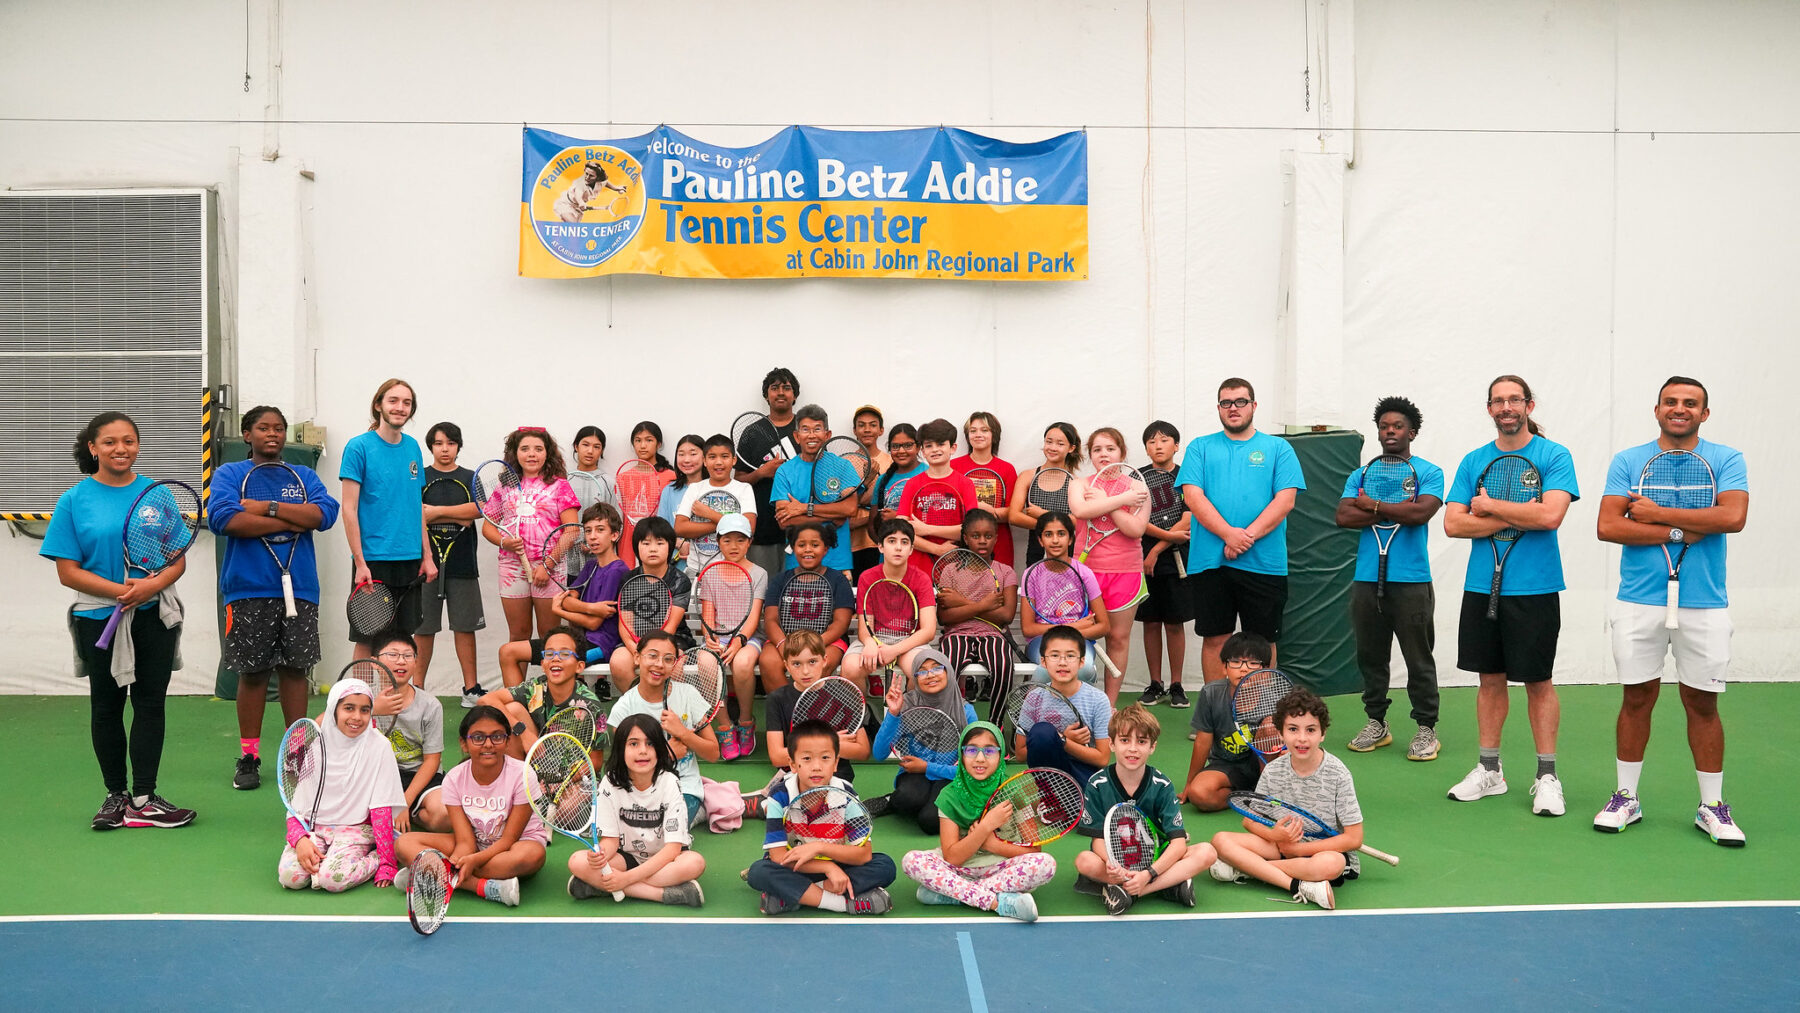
[899,721,1056,922]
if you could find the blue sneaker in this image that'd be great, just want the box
[995,892,1038,922]
[915,886,961,906]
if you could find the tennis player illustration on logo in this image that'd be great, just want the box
[530,145,645,269]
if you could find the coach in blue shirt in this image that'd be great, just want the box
[1176,377,1306,682]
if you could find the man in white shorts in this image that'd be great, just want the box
[1594,376,1748,845]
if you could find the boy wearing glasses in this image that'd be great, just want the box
[1176,378,1306,684]
[1179,632,1275,812]
[478,625,608,769]
[364,631,448,832]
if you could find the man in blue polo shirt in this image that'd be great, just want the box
[1594,376,1748,846]
[1334,396,1444,762]
[1176,377,1306,683]
[1442,375,1578,817]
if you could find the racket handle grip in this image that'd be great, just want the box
[281,574,297,618]
[1098,649,1123,680]
[1486,571,1503,620]
[94,604,126,650]
[1358,844,1400,867]
[1665,578,1680,630]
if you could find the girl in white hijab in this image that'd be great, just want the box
[277,679,407,892]
[867,648,977,833]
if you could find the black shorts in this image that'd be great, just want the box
[401,766,445,816]
[1201,752,1262,793]
[347,559,425,643]
[1457,590,1560,683]
[222,597,322,674]
[1136,572,1194,625]
[1192,567,1287,640]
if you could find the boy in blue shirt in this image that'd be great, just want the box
[1593,377,1748,845]
[745,718,895,915]
[1334,396,1444,762]
[1176,378,1305,683]
[1442,375,1578,816]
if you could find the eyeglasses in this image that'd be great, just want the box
[1486,396,1528,408]
[889,441,918,451]
[541,649,578,661]
[375,651,416,661]
[1217,398,1253,410]
[1224,657,1262,669]
[465,731,510,745]
[962,745,1002,759]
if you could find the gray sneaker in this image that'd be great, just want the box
[660,881,704,907]
[848,887,892,915]
[1407,726,1440,761]
[1347,719,1392,753]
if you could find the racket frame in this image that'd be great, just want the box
[1231,667,1296,766]
[95,479,202,649]
[276,717,326,844]
[1476,453,1542,621]
[983,766,1084,846]
[345,578,397,638]
[793,675,867,734]
[1102,801,1158,873]
[1227,790,1400,866]
[695,559,757,644]
[1635,449,1717,631]
[336,657,402,734]
[242,461,309,617]
[422,476,473,602]
[1358,454,1420,601]
[406,847,460,935]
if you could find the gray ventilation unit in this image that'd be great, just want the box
[0,188,219,518]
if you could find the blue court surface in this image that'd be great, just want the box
[4,902,1793,1011]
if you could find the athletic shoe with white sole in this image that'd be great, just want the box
[1530,774,1566,817]
[1292,879,1335,910]
[1102,883,1134,916]
[659,882,704,907]
[234,753,262,790]
[461,686,485,709]
[125,794,196,828]
[1407,726,1440,762]
[1167,684,1190,709]
[91,792,131,831]
[1160,878,1197,908]
[1592,790,1643,833]
[1209,859,1246,884]
[484,877,521,907]
[916,886,962,906]
[1347,719,1392,752]
[1138,681,1166,707]
[1446,765,1507,802]
[995,891,1038,922]
[759,892,800,915]
[1695,802,1745,847]
[849,887,892,915]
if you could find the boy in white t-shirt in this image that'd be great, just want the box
[608,632,722,829]
[675,434,757,577]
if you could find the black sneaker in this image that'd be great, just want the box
[1159,878,1196,908]
[1071,873,1104,896]
[1102,882,1134,916]
[461,685,486,710]
[92,792,130,831]
[1139,681,1166,706]
[125,794,196,829]
[233,753,261,791]
[863,794,893,819]
[1167,684,1190,709]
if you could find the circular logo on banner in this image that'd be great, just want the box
[530,146,645,268]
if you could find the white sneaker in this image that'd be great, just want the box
[1209,859,1246,884]
[485,877,521,907]
[1695,802,1746,847]
[1292,879,1334,910]
[1446,764,1507,802]
[1592,789,1642,832]
[1529,774,1565,817]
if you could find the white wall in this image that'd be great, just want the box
[2,0,1794,693]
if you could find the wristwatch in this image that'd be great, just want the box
[512,720,527,736]
[806,502,815,517]
[265,501,280,517]
[1668,527,1684,544]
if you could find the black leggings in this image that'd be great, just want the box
[891,771,948,835]
[72,611,180,796]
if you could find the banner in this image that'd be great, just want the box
[518,125,1086,281]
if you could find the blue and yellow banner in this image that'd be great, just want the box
[519,125,1086,281]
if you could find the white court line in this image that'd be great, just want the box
[1,899,1793,927]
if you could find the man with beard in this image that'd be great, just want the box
[1176,378,1306,684]
[1442,375,1578,816]
[340,378,436,659]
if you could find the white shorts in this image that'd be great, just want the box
[1608,599,1730,693]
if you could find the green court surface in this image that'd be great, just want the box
[3,684,1795,919]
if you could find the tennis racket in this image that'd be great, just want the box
[808,444,869,535]
[1232,667,1296,766]
[337,658,402,734]
[406,847,460,935]
[1476,453,1541,620]
[696,560,757,647]
[346,579,396,639]
[473,460,527,574]
[777,570,835,635]
[1228,791,1400,866]
[566,469,610,511]
[423,475,472,601]
[1358,455,1420,601]
[670,646,727,730]
[1021,559,1124,679]
[793,675,867,734]
[732,411,782,472]
[894,706,962,766]
[1142,465,1186,571]
[543,523,589,593]
[1076,463,1148,562]
[1027,467,1075,514]
[241,462,310,617]
[1635,449,1717,630]
[880,471,911,512]
[94,480,202,649]
[965,467,1006,513]
[908,477,968,542]
[276,717,326,847]
[822,436,875,489]
[542,697,600,749]
[781,785,873,849]
[616,572,672,643]
[689,489,741,562]
[860,577,920,698]
[524,731,621,900]
[1004,683,1086,741]
[984,767,1084,846]
[1103,802,1161,873]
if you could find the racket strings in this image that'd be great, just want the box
[125,488,202,567]
[697,567,755,631]
[1639,454,1716,509]
[778,575,833,633]
[991,770,1083,845]
[795,679,866,732]
[1023,564,1085,622]
[472,462,522,524]
[897,708,961,760]
[1105,808,1156,870]
[527,739,597,834]
[1361,458,1418,503]
[674,648,726,722]
[346,584,396,635]
[1029,470,1071,512]
[1480,457,1540,502]
[864,582,919,638]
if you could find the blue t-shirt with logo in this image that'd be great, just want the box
[1175,431,1307,576]
[1339,455,1445,584]
[41,475,157,619]
[207,459,342,605]
[1604,438,1745,609]
[1446,435,1579,596]
[770,456,852,572]
[338,430,424,562]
